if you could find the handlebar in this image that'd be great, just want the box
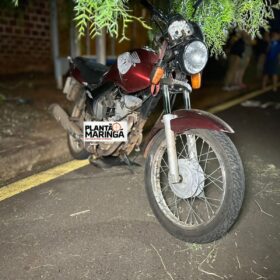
[141,0,204,20]
[141,0,168,23]
[193,0,203,16]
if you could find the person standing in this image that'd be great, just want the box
[262,32,280,92]
[223,31,245,91]
[256,31,270,79]
[234,31,255,89]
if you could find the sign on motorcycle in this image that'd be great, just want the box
[83,121,128,142]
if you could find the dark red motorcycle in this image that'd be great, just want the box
[51,0,245,243]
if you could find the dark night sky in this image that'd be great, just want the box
[270,9,280,31]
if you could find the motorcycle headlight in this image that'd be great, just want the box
[181,40,208,74]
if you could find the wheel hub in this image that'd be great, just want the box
[170,159,205,199]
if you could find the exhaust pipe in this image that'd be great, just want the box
[49,104,82,139]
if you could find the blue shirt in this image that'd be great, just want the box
[267,40,280,61]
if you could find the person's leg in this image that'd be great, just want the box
[257,54,266,78]
[272,75,278,92]
[224,55,235,88]
[262,74,269,89]
[229,56,241,89]
[234,68,241,86]
[238,56,250,87]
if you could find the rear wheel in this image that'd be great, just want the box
[67,104,90,160]
[145,129,245,243]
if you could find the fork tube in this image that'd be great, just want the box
[163,84,180,183]
[183,89,191,110]
[163,84,172,114]
[183,89,198,159]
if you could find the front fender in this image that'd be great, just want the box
[143,109,234,158]
[171,109,234,134]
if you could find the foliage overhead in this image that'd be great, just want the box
[10,0,280,56]
[175,0,280,56]
[73,0,151,42]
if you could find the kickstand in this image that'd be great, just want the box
[120,154,135,173]
[121,154,134,173]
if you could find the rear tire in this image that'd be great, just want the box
[67,134,89,160]
[67,103,90,160]
[145,129,245,243]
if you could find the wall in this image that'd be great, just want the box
[0,1,52,75]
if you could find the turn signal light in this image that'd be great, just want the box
[152,67,165,84]
[191,73,201,89]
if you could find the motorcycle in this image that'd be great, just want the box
[50,0,245,243]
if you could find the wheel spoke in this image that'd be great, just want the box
[207,175,223,185]
[160,166,168,177]
[198,149,215,162]
[198,196,216,215]
[161,157,169,169]
[203,146,211,171]
[204,174,223,192]
[173,194,180,219]
[185,198,204,225]
[161,184,170,193]
[206,197,222,202]
[203,195,212,218]
[199,156,219,162]
[177,135,188,159]
[198,139,205,161]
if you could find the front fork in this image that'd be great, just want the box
[163,85,196,184]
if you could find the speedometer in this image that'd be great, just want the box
[168,20,193,40]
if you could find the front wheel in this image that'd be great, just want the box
[145,129,245,243]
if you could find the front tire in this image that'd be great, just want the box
[145,129,245,243]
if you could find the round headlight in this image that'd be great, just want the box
[182,41,208,74]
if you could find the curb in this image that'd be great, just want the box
[208,84,279,114]
[0,128,71,187]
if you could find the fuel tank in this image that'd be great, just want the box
[103,48,159,93]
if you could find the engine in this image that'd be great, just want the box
[92,90,143,122]
[87,89,144,157]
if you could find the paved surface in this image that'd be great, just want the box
[0,91,280,280]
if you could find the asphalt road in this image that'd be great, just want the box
[0,91,280,280]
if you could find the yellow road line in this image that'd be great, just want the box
[209,84,278,114]
[0,160,89,202]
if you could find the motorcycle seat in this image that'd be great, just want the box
[73,57,109,84]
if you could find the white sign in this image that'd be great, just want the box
[83,121,128,142]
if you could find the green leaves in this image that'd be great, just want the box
[74,0,276,57]
[176,0,278,56]
[10,0,278,57]
[73,0,150,42]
